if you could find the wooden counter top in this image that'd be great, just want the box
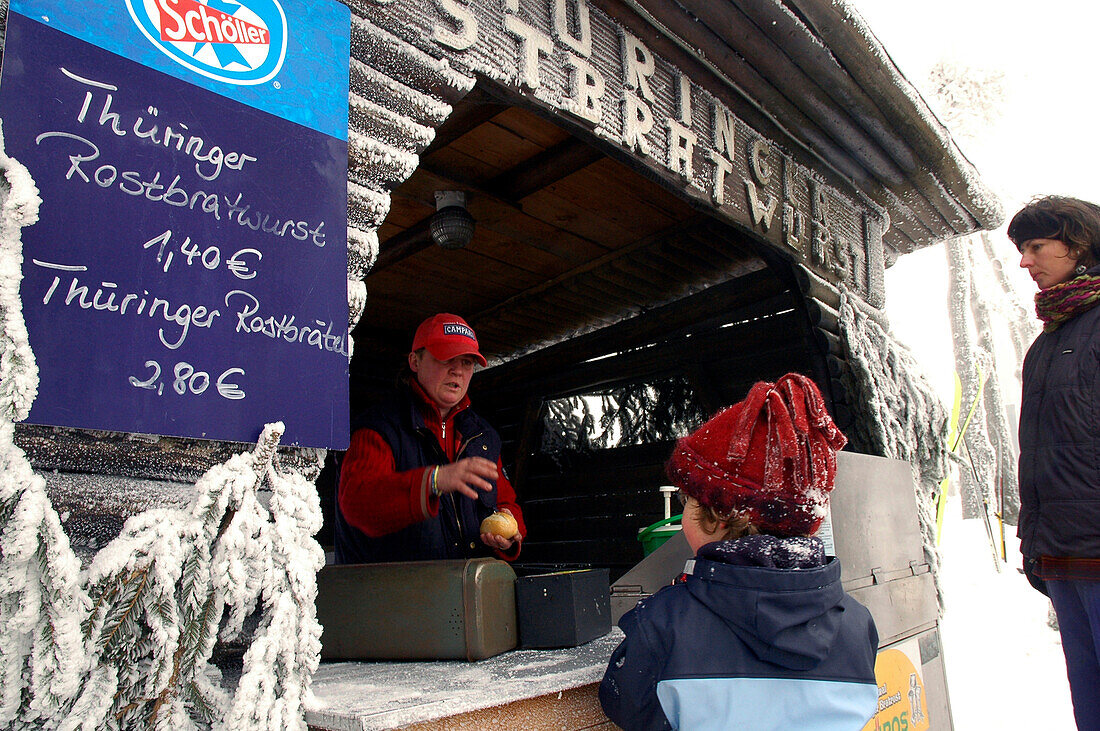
[305,629,623,730]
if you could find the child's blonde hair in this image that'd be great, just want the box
[690,503,759,542]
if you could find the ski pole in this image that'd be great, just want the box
[997,447,1006,561]
[963,440,1002,572]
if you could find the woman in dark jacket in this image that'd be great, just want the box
[1010,195,1100,731]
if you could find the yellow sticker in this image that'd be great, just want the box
[860,645,930,731]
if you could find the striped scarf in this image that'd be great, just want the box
[1035,274,1100,332]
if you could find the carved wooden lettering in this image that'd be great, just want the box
[504,14,553,90]
[708,150,733,206]
[667,118,697,182]
[415,0,890,303]
[432,0,478,51]
[749,139,772,185]
[712,103,736,161]
[746,180,778,232]
[621,30,655,103]
[622,92,653,157]
[552,0,592,58]
[563,53,604,124]
[675,74,691,126]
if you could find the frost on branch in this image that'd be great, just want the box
[926,61,1006,139]
[50,423,326,731]
[928,61,1029,525]
[0,121,41,423]
[222,440,325,731]
[0,123,87,731]
[945,235,996,520]
[962,233,1029,524]
[60,508,187,730]
[839,292,949,608]
[0,420,88,729]
[944,230,1030,524]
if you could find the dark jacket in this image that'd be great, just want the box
[1018,288,1100,559]
[599,535,879,730]
[334,384,507,563]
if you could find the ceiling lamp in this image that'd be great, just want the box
[429,190,475,250]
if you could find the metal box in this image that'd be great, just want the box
[316,558,518,661]
[610,529,693,624]
[515,568,611,648]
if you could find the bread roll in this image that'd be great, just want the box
[480,511,519,539]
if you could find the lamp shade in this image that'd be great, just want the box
[430,205,476,249]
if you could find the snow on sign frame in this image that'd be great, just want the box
[0,0,352,449]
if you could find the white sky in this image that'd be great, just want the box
[853,0,1100,209]
[849,0,1100,403]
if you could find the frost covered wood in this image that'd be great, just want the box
[0,127,325,730]
[838,291,949,606]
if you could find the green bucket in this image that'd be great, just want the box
[637,513,683,556]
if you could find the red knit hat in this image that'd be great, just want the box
[667,373,847,537]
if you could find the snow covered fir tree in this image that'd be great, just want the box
[927,61,1036,537]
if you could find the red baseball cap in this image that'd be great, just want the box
[411,313,487,366]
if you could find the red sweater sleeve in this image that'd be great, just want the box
[494,459,526,561]
[338,428,438,537]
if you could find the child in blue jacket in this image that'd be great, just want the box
[600,373,879,730]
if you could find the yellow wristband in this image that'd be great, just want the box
[430,466,442,497]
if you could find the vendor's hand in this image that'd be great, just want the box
[480,510,521,552]
[480,531,519,552]
[434,457,497,500]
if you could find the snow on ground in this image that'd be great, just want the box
[938,493,1076,729]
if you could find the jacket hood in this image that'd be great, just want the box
[685,535,846,670]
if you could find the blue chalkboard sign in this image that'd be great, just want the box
[0,0,351,448]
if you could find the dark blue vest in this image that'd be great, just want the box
[334,386,501,564]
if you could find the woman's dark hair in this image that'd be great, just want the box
[1007,195,1100,267]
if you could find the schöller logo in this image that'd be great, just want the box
[126,0,288,85]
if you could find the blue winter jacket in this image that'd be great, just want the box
[1018,284,1100,559]
[600,535,878,730]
